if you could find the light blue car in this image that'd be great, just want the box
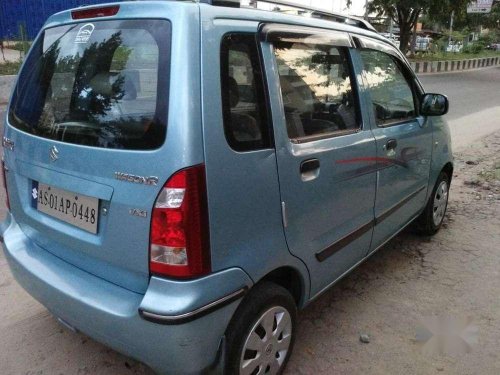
[1,1,453,374]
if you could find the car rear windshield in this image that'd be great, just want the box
[8,19,170,150]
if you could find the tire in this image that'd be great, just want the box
[415,172,450,236]
[225,282,297,375]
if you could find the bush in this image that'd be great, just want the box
[436,36,449,53]
[463,43,485,54]
[478,34,494,46]
[10,41,31,52]
[472,43,485,54]
[0,61,22,75]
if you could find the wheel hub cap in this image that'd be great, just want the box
[433,180,449,227]
[239,306,292,375]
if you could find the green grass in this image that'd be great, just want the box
[8,41,31,52]
[410,51,500,62]
[0,60,22,75]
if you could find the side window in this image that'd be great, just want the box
[221,34,270,151]
[359,50,417,126]
[273,41,359,142]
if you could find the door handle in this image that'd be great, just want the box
[385,139,398,151]
[300,159,320,182]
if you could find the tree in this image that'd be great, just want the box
[368,0,473,53]
[467,2,500,30]
[426,1,499,30]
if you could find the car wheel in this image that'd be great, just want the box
[226,282,297,375]
[416,172,450,236]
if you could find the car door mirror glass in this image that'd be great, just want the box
[421,93,449,117]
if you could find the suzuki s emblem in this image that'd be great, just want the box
[49,146,59,162]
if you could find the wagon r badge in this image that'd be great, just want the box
[115,172,159,186]
[49,146,59,162]
[129,208,148,218]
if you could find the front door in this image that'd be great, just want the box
[357,47,433,253]
[261,26,378,296]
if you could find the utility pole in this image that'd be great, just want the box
[364,0,369,20]
[448,10,455,48]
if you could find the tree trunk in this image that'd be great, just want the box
[399,23,412,54]
[410,21,418,57]
[396,8,421,55]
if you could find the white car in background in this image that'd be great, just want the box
[415,37,432,52]
[486,43,500,51]
[447,43,463,53]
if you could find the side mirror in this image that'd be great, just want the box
[420,93,449,117]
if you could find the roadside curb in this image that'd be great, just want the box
[0,75,16,105]
[410,56,500,74]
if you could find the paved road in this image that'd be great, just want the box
[419,67,500,150]
[419,66,500,121]
[1,66,499,147]
[0,67,499,375]
[1,66,495,214]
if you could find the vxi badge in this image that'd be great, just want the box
[114,172,159,186]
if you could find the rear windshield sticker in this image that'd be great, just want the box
[75,23,95,44]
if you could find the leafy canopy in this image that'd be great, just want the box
[368,0,473,52]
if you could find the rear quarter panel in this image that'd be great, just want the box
[199,6,310,305]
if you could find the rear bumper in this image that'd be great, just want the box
[1,213,252,374]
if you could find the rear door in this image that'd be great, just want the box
[356,39,433,253]
[261,25,378,296]
[3,3,202,293]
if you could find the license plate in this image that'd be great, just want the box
[32,182,99,234]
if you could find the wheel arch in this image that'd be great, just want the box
[258,266,307,308]
[427,160,454,203]
[441,162,454,184]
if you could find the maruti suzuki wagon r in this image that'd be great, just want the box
[1,1,453,374]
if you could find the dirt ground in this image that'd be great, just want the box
[285,132,500,374]
[0,131,498,375]
[0,117,499,375]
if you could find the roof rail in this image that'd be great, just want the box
[199,0,240,7]
[198,0,377,33]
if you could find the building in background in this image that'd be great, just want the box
[0,0,361,40]
[0,0,119,40]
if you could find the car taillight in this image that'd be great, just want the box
[71,5,120,20]
[1,158,10,211]
[150,165,211,279]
